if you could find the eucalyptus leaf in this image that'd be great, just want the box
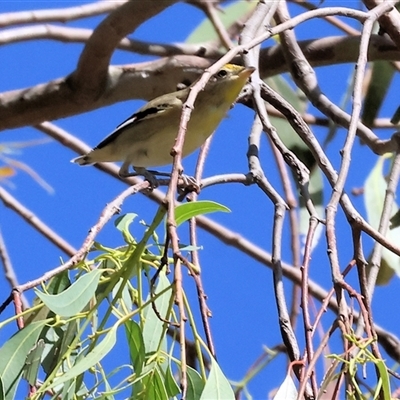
[23,339,45,386]
[364,156,400,283]
[186,366,204,400]
[186,1,257,44]
[164,364,180,397]
[115,213,138,243]
[362,61,395,127]
[46,325,117,390]
[124,320,145,377]
[273,373,298,400]
[200,357,234,400]
[175,200,230,227]
[34,269,103,317]
[0,320,48,400]
[142,271,172,354]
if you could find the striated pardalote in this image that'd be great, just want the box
[72,64,255,183]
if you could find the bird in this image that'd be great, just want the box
[72,63,255,185]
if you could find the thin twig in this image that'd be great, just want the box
[0,229,29,309]
[14,181,149,294]
[0,187,77,257]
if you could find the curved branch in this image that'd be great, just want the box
[72,0,178,99]
[1,34,399,132]
[0,187,77,256]
[38,121,400,365]
[259,34,400,77]
[0,1,127,28]
[0,24,221,59]
[0,56,210,131]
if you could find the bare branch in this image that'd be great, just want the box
[1,35,400,132]
[0,186,77,257]
[0,1,127,28]
[72,0,178,99]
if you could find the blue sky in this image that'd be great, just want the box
[1,1,400,398]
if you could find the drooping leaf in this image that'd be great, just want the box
[0,376,4,400]
[266,75,324,250]
[267,75,313,169]
[41,321,79,377]
[125,320,145,377]
[364,156,400,283]
[142,272,172,354]
[374,358,391,399]
[273,373,298,400]
[0,320,48,400]
[34,269,103,317]
[164,364,180,398]
[22,339,45,386]
[143,368,169,400]
[389,208,400,229]
[298,167,324,252]
[175,200,230,227]
[115,213,138,243]
[362,61,395,127]
[112,277,133,314]
[200,357,234,399]
[186,1,257,44]
[46,325,117,390]
[186,366,204,400]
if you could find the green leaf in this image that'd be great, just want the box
[364,156,400,283]
[267,76,314,169]
[22,339,45,386]
[175,201,230,227]
[124,320,145,376]
[186,1,257,44]
[390,105,400,125]
[24,272,72,325]
[298,167,324,250]
[58,321,79,365]
[41,321,79,377]
[200,357,234,400]
[164,364,180,397]
[115,213,138,232]
[115,213,138,243]
[112,278,133,314]
[60,380,77,400]
[389,208,400,229]
[142,271,172,354]
[186,366,204,400]
[273,373,298,400]
[266,76,324,250]
[362,61,395,127]
[0,320,48,400]
[144,368,168,400]
[324,67,354,146]
[374,358,391,399]
[34,269,103,317]
[46,325,117,390]
[0,376,4,400]
[373,257,396,286]
[46,270,71,294]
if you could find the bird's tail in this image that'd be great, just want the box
[71,155,92,166]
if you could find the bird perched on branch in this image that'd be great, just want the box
[72,64,255,185]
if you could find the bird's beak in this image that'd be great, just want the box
[239,66,256,79]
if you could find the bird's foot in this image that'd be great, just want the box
[119,167,161,189]
[118,166,200,193]
[178,175,200,195]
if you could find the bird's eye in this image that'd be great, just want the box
[216,69,228,78]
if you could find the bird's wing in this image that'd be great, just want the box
[95,99,182,150]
